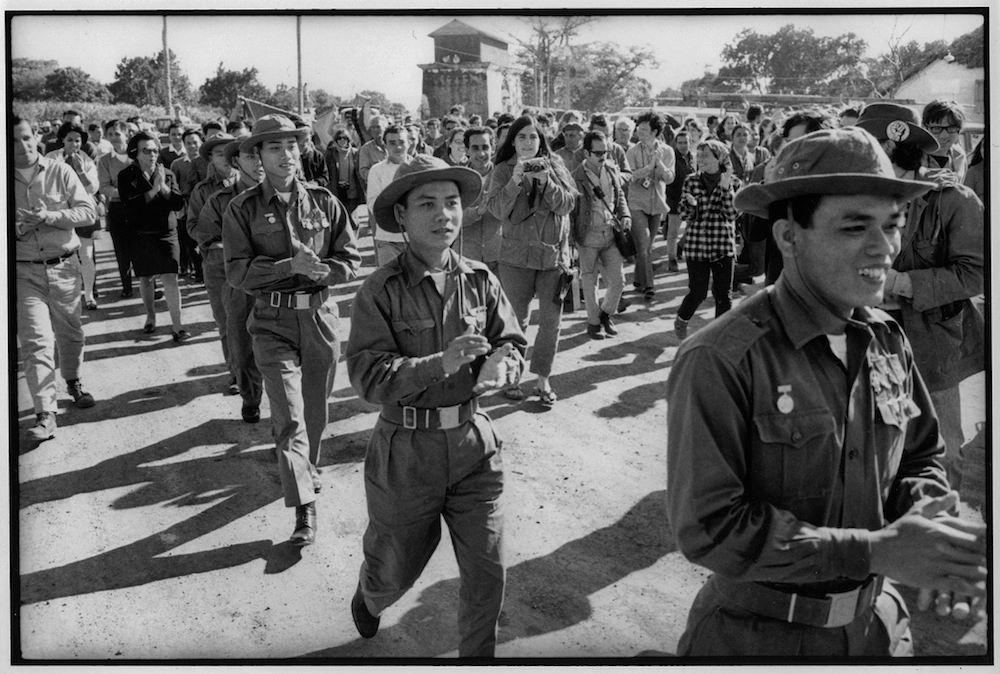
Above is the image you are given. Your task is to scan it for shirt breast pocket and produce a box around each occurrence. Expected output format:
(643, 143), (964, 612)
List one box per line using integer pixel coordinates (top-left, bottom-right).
(753, 409), (838, 503)
(391, 315), (436, 356)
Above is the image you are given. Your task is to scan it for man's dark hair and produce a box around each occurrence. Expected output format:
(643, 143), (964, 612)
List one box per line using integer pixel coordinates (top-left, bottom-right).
(921, 100), (965, 128)
(768, 195), (824, 228)
(887, 142), (925, 172)
(746, 105), (762, 123)
(383, 124), (407, 142)
(11, 113), (27, 129)
(497, 113), (515, 126)
(635, 111), (664, 135)
(182, 128), (205, 143)
(583, 130), (607, 152)
(781, 110), (832, 138)
(203, 120), (224, 133)
(225, 121), (244, 133)
(463, 126), (494, 148)
(168, 122), (184, 134)
(839, 107), (860, 119)
(88, 123), (101, 132)
(56, 122), (87, 142)
(660, 124), (675, 144)
(706, 115), (719, 127)
(589, 114), (609, 130)
(484, 118), (498, 129)
(63, 109), (82, 119)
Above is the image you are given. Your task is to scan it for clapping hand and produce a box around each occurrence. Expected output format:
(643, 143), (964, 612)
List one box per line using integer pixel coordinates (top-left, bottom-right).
(472, 342), (519, 394)
(442, 327), (491, 376)
(719, 165), (732, 190)
(288, 244), (331, 282)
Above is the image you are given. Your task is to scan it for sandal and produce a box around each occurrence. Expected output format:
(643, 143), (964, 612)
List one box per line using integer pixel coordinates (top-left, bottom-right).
(84, 299), (98, 310)
(143, 322), (156, 334)
(534, 387), (558, 407)
(502, 385), (525, 401)
(644, 287), (655, 299)
(172, 329), (191, 343)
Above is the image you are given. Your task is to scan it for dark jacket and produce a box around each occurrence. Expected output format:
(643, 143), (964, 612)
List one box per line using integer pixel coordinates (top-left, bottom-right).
(569, 161), (629, 246)
(118, 163), (185, 235)
(324, 144), (361, 204)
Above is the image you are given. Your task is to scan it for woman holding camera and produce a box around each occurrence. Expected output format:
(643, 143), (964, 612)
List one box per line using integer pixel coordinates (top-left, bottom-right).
(486, 114), (578, 406)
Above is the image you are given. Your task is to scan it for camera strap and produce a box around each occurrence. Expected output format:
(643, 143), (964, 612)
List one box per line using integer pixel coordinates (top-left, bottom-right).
(587, 167), (622, 230)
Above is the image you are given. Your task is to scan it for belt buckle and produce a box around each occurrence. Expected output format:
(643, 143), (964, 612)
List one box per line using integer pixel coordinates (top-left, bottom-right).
(295, 293), (311, 310)
(402, 406), (417, 430)
(269, 291), (280, 308)
(824, 586), (861, 627)
(439, 404), (460, 429)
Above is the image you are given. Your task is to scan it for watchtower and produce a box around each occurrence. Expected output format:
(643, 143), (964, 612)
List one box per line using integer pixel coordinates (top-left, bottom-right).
(419, 19), (524, 119)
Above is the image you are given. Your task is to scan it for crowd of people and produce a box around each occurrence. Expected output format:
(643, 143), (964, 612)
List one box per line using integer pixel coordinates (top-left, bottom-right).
(13, 91), (986, 658)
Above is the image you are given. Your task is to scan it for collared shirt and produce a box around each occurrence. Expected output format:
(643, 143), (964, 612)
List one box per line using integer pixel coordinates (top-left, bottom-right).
(191, 178), (253, 252)
(44, 149), (99, 198)
(188, 172), (235, 224)
(15, 157), (96, 261)
(357, 140), (387, 189)
(458, 162), (502, 265)
(98, 153), (132, 203)
(678, 172), (742, 261)
(625, 139), (674, 216)
(366, 158), (407, 243)
(170, 155), (210, 200)
(223, 178), (361, 295)
(667, 276), (948, 594)
(346, 248), (526, 409)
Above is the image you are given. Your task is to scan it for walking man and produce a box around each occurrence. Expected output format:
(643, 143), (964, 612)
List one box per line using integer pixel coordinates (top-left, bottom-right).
(667, 127), (987, 656)
(14, 114), (97, 446)
(346, 155), (526, 657)
(224, 115), (361, 545)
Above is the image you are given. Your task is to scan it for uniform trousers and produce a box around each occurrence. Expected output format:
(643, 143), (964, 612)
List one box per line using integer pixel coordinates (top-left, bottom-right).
(578, 231), (625, 326)
(497, 264), (563, 378)
(201, 249), (233, 376)
(929, 385), (965, 490)
(224, 283), (263, 409)
(678, 575), (913, 657)
(359, 412), (505, 657)
(16, 260), (85, 413)
(247, 297), (339, 507)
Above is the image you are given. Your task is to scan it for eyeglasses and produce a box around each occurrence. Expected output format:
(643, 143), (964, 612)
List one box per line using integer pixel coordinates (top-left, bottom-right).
(588, 150), (608, 157)
(926, 124), (960, 135)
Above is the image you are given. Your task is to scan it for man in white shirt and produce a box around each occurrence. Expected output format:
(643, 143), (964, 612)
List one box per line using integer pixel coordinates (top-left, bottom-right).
(365, 125), (411, 267)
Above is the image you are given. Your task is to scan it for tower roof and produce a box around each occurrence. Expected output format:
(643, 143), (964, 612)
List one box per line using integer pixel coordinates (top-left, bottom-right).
(428, 19), (507, 46)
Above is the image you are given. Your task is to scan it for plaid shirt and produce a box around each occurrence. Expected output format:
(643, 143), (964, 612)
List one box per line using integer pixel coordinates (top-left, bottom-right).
(678, 172), (742, 262)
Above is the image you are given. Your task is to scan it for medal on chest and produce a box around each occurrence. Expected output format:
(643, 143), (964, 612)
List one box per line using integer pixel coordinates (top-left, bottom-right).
(265, 212), (278, 225)
(776, 385), (794, 414)
(867, 351), (920, 427)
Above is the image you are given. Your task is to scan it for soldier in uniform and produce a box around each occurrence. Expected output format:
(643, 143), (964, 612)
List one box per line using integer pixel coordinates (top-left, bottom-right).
(667, 127), (987, 657)
(194, 140), (264, 422)
(345, 155), (526, 657)
(223, 115), (361, 546)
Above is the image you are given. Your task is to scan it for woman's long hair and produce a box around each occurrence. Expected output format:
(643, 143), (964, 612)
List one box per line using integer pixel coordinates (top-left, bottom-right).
(495, 114), (550, 163)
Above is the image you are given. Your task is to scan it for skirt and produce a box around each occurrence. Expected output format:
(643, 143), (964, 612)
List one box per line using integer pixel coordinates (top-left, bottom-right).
(132, 229), (180, 277)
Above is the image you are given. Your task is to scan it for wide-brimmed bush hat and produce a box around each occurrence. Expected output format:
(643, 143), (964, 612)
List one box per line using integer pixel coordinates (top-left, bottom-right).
(373, 155), (483, 233)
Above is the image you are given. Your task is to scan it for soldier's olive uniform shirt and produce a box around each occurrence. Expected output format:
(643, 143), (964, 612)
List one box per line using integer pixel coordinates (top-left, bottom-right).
(222, 179), (360, 295)
(187, 173), (234, 242)
(346, 248), (526, 409)
(15, 157), (96, 260)
(666, 277), (949, 594)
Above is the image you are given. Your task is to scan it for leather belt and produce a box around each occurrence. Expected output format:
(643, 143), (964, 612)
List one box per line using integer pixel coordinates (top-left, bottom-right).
(381, 399), (478, 430)
(19, 251), (76, 265)
(714, 575), (883, 628)
(260, 287), (330, 310)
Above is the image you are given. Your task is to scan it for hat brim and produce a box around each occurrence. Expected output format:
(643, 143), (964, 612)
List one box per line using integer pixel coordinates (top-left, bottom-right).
(373, 166), (483, 234)
(854, 119), (939, 153)
(199, 136), (235, 161)
(238, 128), (309, 154)
(223, 140), (243, 163)
(734, 173), (936, 219)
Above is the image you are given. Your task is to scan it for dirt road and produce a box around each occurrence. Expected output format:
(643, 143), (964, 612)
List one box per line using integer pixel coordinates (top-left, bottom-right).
(14, 229), (988, 662)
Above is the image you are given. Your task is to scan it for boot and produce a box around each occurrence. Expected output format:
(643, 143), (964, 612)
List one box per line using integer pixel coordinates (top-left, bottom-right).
(26, 412), (57, 444)
(587, 323), (605, 340)
(289, 502), (317, 547)
(600, 310), (618, 336)
(674, 316), (689, 340)
(66, 379), (95, 408)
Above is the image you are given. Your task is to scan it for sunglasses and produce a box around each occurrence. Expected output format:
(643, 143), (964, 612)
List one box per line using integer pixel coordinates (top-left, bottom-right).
(588, 150), (608, 157)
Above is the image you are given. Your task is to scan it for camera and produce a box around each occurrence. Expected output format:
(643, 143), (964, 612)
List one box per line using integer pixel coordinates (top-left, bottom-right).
(523, 158), (547, 173)
(593, 185), (605, 200)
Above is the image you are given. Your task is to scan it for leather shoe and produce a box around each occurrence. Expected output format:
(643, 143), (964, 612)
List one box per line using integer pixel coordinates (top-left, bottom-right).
(289, 502), (316, 547)
(351, 583), (380, 639)
(600, 310), (617, 336)
(586, 323), (605, 340)
(225, 377), (240, 396)
(25, 412), (57, 445)
(242, 405), (260, 423)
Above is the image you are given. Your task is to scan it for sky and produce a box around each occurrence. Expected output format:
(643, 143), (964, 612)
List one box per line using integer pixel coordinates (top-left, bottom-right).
(7, 8), (986, 114)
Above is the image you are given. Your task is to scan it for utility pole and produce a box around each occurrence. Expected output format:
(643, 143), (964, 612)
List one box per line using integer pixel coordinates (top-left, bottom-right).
(297, 16), (304, 114)
(163, 15), (173, 117)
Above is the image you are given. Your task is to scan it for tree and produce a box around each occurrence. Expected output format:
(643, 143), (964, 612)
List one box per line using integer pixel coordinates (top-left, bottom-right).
(266, 83), (300, 112)
(44, 67), (110, 103)
(108, 49), (193, 107)
(720, 25), (868, 95)
(199, 63), (270, 109)
(569, 42), (658, 112)
(308, 88), (341, 113)
(512, 16), (596, 108)
(12, 58), (58, 101)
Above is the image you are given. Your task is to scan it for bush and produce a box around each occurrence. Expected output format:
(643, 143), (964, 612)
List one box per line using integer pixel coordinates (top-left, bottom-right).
(11, 99), (231, 127)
